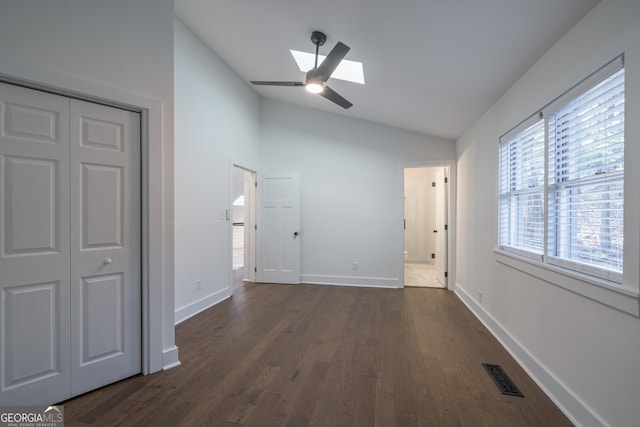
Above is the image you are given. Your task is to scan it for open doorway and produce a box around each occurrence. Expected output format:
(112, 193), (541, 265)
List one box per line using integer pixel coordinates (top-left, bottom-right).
(232, 165), (257, 286)
(404, 166), (448, 288)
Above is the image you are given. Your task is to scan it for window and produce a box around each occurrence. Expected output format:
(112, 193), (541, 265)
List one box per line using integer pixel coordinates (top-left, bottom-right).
(547, 67), (624, 281)
(498, 57), (624, 283)
(498, 119), (545, 259)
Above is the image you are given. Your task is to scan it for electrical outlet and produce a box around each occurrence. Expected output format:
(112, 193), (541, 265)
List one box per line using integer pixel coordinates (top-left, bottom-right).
(196, 279), (202, 291)
(352, 261), (358, 270)
(478, 290), (483, 303)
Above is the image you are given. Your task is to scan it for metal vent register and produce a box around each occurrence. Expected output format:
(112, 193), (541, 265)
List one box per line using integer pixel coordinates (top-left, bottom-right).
(482, 363), (524, 397)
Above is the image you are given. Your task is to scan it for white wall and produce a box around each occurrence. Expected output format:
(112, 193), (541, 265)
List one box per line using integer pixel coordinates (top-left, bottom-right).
(174, 19), (261, 323)
(455, 1), (640, 426)
(261, 100), (455, 288)
(0, 0), (175, 372)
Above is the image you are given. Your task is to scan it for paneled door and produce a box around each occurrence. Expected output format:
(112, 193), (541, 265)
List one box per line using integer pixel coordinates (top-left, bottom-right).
(257, 172), (300, 284)
(69, 99), (140, 396)
(0, 82), (141, 405)
(0, 82), (72, 405)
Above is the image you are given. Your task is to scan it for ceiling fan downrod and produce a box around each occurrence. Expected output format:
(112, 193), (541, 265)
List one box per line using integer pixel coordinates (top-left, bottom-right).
(310, 31), (327, 69)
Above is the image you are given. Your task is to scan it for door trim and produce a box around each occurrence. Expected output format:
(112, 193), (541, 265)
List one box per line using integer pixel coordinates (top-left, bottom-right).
(401, 160), (457, 291)
(0, 64), (174, 374)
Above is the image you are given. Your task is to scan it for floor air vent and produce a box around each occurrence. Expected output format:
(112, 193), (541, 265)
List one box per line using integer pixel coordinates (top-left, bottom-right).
(482, 363), (524, 397)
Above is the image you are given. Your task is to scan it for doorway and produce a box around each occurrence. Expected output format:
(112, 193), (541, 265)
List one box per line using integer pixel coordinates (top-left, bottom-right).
(231, 165), (257, 286)
(404, 166), (448, 288)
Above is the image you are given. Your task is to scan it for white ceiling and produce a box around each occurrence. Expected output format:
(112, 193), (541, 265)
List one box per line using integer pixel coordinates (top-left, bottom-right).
(175, 0), (599, 140)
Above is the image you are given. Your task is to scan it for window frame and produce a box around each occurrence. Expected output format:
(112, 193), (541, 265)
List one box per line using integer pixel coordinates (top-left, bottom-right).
(496, 56), (636, 314)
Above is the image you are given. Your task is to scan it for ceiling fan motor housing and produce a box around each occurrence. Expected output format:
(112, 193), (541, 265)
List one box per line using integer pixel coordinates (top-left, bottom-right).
(306, 68), (323, 82)
(305, 69), (324, 93)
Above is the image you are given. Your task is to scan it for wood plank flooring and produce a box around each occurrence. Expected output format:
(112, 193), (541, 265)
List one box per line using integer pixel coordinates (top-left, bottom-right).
(62, 283), (572, 426)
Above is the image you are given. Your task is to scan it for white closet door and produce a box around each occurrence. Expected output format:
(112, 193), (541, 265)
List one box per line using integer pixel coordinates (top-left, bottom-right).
(0, 82), (141, 405)
(0, 82), (72, 404)
(69, 99), (141, 396)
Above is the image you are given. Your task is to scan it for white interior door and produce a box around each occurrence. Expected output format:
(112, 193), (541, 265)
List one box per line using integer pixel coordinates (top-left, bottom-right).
(404, 168), (431, 263)
(435, 168), (448, 286)
(257, 172), (300, 284)
(0, 82), (140, 404)
(69, 99), (141, 396)
(0, 83), (72, 405)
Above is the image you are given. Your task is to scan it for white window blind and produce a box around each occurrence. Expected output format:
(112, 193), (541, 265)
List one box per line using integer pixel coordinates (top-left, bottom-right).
(498, 119), (545, 258)
(497, 56), (624, 283)
(547, 68), (624, 281)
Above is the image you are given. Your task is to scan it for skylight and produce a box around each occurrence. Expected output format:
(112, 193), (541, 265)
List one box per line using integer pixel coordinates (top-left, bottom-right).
(290, 50), (365, 84)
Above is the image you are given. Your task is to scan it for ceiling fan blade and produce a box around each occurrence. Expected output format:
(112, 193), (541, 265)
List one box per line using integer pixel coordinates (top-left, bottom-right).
(320, 86), (353, 109)
(251, 81), (304, 86)
(316, 42), (350, 82)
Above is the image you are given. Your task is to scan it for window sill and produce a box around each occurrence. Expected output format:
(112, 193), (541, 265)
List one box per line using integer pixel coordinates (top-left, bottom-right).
(494, 248), (639, 317)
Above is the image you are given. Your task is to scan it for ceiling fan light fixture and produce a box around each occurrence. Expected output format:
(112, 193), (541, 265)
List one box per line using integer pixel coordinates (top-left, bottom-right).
(305, 82), (324, 94)
(305, 72), (324, 93)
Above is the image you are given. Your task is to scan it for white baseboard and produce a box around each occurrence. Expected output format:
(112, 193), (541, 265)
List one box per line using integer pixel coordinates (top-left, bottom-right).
(454, 284), (605, 427)
(174, 287), (232, 325)
(162, 345), (181, 370)
(301, 274), (401, 289)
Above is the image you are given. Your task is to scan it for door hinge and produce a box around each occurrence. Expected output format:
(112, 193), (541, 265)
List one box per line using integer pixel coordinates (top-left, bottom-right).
(444, 272), (448, 278)
(255, 267), (257, 272)
(444, 177), (448, 183)
(255, 224), (257, 230)
(444, 224), (448, 230)
(255, 181), (258, 187)
(432, 181), (436, 187)
(431, 253), (435, 259)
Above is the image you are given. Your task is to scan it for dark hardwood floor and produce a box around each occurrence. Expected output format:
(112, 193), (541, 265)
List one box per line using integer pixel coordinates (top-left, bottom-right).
(63, 282), (572, 426)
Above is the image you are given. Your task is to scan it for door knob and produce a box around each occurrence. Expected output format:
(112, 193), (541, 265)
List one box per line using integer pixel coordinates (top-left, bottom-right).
(103, 258), (113, 265)
(433, 230), (438, 233)
(293, 231), (299, 238)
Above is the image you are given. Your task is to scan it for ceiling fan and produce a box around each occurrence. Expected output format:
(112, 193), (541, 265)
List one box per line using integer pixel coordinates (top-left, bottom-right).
(251, 31), (353, 109)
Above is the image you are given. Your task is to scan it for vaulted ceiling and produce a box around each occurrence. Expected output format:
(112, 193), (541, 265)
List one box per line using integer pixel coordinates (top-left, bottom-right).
(175, 0), (599, 140)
